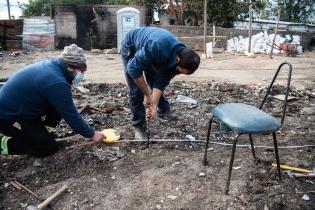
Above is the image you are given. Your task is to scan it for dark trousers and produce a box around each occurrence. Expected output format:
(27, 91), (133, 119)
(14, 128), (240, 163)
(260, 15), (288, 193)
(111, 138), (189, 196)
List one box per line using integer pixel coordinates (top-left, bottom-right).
(0, 108), (61, 157)
(121, 42), (170, 127)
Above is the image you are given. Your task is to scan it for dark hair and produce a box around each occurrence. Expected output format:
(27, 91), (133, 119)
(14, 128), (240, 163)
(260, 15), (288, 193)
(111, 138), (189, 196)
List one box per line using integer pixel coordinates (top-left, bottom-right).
(177, 48), (200, 74)
(64, 61), (87, 72)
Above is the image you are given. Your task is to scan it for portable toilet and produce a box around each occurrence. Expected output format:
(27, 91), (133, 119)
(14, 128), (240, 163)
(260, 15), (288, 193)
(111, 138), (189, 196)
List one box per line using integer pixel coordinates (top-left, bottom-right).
(116, 7), (140, 53)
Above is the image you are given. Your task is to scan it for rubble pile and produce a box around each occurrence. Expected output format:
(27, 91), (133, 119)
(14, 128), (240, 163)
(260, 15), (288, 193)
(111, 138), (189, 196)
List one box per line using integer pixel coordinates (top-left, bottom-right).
(1, 81), (314, 210)
(55, 81), (315, 142)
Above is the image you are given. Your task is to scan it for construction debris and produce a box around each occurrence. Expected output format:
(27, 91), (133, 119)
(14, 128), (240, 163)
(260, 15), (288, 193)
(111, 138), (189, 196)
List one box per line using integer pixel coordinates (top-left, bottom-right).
(1, 81), (314, 209)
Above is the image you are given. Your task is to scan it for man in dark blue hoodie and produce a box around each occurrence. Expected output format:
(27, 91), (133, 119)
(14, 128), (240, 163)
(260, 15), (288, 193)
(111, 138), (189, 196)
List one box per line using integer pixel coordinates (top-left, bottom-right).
(0, 44), (105, 157)
(121, 27), (200, 139)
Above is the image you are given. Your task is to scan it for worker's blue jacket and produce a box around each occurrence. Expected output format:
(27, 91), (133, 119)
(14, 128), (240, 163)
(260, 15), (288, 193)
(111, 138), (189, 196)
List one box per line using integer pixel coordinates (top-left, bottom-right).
(0, 58), (94, 138)
(122, 27), (186, 91)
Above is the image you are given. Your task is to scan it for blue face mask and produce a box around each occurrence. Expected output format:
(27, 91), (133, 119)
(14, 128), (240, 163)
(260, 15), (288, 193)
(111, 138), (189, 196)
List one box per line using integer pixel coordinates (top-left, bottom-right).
(73, 71), (84, 85)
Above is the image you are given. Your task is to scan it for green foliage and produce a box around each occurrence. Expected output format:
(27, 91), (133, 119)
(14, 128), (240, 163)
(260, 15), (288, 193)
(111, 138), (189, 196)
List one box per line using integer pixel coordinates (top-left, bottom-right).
(207, 0), (247, 27)
(276, 0), (314, 23)
(22, 0), (161, 16)
(261, 0), (314, 23)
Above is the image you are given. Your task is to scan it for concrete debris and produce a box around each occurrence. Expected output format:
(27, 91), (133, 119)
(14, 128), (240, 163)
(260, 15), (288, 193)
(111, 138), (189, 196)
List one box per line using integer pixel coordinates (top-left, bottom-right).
(198, 172), (205, 177)
(93, 147), (125, 161)
(91, 49), (103, 54)
(33, 159), (41, 167)
(20, 203), (28, 208)
(300, 106), (315, 115)
(103, 48), (118, 54)
(185, 135), (196, 141)
(10, 51), (21, 57)
(76, 86), (90, 94)
(175, 95), (198, 105)
(4, 183), (9, 188)
(238, 194), (249, 206)
(156, 204), (162, 209)
(301, 194), (310, 201)
(167, 195), (178, 200)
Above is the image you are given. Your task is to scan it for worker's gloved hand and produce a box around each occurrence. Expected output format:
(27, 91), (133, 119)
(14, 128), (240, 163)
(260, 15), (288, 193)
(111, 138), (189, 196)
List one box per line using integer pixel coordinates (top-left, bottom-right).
(91, 132), (106, 142)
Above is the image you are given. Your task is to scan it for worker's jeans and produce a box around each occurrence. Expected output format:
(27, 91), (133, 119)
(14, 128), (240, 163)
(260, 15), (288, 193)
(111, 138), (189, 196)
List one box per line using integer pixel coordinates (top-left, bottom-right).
(121, 42), (170, 127)
(0, 107), (61, 157)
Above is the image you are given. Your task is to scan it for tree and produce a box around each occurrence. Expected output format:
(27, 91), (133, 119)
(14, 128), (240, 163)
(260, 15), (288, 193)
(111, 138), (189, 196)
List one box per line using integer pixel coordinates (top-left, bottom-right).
(23, 0), (90, 16)
(22, 0), (161, 16)
(278, 0), (314, 23)
(262, 0), (314, 23)
(207, 0), (236, 27)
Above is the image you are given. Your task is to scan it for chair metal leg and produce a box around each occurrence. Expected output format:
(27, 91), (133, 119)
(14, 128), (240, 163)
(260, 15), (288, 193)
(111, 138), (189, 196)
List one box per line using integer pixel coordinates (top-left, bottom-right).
(249, 134), (256, 160)
(272, 132), (282, 181)
(225, 134), (240, 195)
(203, 117), (213, 166)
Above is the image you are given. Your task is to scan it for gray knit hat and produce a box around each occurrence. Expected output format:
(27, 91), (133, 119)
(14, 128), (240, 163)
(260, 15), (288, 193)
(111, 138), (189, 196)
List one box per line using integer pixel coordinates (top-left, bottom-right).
(61, 44), (87, 69)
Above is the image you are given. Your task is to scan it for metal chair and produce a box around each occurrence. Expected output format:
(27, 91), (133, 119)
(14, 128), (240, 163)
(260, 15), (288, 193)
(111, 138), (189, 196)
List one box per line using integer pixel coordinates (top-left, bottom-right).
(203, 62), (293, 194)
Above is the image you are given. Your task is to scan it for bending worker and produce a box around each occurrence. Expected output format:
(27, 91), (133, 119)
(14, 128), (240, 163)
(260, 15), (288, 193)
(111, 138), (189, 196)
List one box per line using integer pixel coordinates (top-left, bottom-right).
(0, 44), (105, 157)
(121, 27), (200, 139)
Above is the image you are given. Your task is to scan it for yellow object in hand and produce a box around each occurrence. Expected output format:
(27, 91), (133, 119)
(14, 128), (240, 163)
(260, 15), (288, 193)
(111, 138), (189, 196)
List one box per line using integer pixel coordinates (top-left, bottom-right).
(101, 129), (120, 143)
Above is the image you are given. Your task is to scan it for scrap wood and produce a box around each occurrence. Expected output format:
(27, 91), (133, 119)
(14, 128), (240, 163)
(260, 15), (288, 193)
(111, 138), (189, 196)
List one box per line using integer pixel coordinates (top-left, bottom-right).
(292, 172), (315, 178)
(11, 181), (41, 200)
(272, 163), (312, 173)
(9, 181), (21, 190)
(78, 105), (113, 114)
(10, 181), (57, 210)
(273, 94), (297, 101)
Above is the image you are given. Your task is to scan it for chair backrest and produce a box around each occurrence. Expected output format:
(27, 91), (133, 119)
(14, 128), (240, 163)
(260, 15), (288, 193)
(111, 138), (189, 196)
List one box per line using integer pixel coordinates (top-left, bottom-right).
(259, 62), (293, 127)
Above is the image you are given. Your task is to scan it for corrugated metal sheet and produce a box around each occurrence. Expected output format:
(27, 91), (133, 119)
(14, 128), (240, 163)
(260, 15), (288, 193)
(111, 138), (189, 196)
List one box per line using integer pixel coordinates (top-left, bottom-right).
(23, 18), (55, 50)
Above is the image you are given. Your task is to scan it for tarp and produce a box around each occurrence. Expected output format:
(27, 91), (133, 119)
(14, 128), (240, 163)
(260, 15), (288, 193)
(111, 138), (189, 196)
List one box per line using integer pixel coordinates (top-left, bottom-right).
(23, 19), (55, 51)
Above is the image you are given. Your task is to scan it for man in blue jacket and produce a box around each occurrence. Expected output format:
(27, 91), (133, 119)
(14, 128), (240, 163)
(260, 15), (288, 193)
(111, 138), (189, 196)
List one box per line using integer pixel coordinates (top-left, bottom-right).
(121, 27), (200, 139)
(0, 44), (105, 157)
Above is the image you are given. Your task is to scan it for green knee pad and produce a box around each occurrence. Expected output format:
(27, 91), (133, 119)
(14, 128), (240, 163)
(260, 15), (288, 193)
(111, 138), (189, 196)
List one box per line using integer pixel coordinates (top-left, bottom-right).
(1, 136), (12, 155)
(45, 125), (55, 133)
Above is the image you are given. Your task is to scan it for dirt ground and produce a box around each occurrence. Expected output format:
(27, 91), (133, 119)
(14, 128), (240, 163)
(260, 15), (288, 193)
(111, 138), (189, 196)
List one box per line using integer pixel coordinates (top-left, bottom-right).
(0, 50), (315, 210)
(0, 50), (315, 88)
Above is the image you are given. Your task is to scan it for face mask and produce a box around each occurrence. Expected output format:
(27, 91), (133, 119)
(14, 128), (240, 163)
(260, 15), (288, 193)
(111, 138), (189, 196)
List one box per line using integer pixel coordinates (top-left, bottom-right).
(73, 71), (84, 85)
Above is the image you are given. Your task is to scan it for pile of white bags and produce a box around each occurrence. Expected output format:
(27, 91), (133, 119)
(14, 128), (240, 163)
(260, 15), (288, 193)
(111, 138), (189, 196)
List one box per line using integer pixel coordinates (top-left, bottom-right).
(226, 31), (303, 54)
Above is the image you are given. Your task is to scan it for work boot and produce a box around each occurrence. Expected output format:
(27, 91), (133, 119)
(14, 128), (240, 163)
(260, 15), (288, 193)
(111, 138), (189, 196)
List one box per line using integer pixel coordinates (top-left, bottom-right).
(158, 110), (178, 121)
(133, 124), (148, 140)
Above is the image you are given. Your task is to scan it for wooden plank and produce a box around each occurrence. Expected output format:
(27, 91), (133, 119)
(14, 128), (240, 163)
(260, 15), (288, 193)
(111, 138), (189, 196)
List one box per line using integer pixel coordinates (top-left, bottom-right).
(5, 40), (22, 50)
(0, 34), (23, 40)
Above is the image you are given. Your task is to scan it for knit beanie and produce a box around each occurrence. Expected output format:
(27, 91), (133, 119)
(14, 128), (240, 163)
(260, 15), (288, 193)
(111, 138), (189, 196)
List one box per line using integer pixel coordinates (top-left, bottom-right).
(60, 44), (87, 69)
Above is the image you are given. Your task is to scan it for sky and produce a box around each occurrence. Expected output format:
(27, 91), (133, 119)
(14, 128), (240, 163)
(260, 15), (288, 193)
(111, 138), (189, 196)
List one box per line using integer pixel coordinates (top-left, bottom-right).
(0, 0), (28, 19)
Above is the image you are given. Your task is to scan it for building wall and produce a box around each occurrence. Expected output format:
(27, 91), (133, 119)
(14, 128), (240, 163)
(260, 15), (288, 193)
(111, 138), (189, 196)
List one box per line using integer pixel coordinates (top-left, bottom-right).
(53, 5), (151, 50)
(156, 25), (315, 51)
(0, 19), (23, 50)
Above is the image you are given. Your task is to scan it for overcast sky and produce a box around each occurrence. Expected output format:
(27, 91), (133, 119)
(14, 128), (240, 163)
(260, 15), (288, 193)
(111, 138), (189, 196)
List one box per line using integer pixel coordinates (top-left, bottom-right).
(0, 0), (28, 19)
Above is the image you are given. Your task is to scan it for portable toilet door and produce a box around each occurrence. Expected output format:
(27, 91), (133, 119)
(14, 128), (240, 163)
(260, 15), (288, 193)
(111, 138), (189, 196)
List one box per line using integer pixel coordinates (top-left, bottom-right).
(116, 7), (140, 53)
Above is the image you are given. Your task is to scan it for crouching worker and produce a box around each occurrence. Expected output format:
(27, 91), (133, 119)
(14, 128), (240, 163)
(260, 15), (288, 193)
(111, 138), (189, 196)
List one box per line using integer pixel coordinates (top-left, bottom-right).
(0, 44), (105, 157)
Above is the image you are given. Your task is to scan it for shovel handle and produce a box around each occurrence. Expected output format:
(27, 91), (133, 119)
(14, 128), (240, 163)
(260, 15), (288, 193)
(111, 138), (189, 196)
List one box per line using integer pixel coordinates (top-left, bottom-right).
(37, 185), (68, 209)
